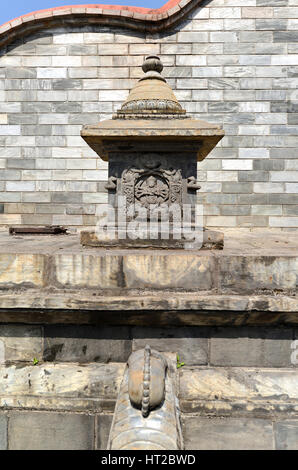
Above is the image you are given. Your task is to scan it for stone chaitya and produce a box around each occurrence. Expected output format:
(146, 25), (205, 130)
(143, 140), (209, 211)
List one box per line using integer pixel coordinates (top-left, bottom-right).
(81, 55), (225, 249)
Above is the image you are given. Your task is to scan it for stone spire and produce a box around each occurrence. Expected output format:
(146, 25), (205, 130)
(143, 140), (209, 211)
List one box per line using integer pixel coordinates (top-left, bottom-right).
(116, 55), (186, 118)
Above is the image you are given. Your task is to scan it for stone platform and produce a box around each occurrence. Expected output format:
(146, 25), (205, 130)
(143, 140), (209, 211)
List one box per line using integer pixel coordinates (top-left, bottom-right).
(0, 229), (297, 325)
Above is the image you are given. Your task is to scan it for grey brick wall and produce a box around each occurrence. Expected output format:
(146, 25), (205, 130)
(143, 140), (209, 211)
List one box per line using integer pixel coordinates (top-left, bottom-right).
(0, 0), (298, 229)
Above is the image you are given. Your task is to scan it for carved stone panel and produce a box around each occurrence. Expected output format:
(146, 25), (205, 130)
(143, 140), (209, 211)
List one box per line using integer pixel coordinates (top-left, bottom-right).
(121, 164), (182, 210)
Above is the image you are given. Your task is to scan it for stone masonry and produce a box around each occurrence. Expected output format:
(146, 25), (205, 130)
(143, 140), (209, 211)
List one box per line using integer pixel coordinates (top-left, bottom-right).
(0, 323), (297, 449)
(0, 0), (297, 230)
(0, 0), (298, 451)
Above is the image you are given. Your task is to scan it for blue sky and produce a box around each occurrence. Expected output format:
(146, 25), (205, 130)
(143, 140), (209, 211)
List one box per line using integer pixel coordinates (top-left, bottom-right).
(1, 0), (164, 25)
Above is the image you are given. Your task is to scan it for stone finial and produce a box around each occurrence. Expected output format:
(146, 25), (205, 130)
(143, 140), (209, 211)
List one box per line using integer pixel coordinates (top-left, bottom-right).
(142, 55), (163, 73)
(116, 55), (185, 116)
(140, 55), (165, 82)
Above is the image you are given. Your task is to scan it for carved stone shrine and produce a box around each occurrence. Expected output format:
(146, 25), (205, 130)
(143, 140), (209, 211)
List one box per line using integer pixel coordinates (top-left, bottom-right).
(81, 55), (225, 249)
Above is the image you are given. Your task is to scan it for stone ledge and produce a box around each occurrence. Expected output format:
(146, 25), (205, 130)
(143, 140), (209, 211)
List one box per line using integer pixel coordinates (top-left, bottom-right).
(0, 362), (125, 412)
(0, 230), (296, 324)
(0, 363), (297, 417)
(0, 242), (298, 296)
(0, 291), (298, 325)
(179, 366), (298, 417)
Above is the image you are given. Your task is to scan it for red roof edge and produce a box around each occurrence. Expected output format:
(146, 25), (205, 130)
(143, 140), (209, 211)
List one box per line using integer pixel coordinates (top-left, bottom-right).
(0, 0), (201, 47)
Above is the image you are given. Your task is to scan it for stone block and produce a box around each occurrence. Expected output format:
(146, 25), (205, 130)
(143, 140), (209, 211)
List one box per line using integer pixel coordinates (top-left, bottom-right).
(224, 43), (255, 54)
(0, 325), (42, 363)
(207, 171), (238, 181)
(271, 171), (298, 182)
(288, 114), (298, 125)
(239, 102), (270, 112)
(8, 412), (94, 450)
(21, 214), (52, 225)
(36, 91), (67, 101)
(6, 181), (35, 192)
(269, 217), (298, 227)
(97, 415), (113, 450)
(275, 421), (298, 450)
(218, 256), (298, 292)
(0, 415), (7, 450)
(0, 363), (124, 408)
(220, 205), (250, 216)
(210, 327), (294, 367)
(0, 254), (45, 288)
(208, 102), (238, 113)
(284, 206), (298, 215)
(54, 254), (122, 289)
(269, 193), (298, 204)
(274, 31), (298, 42)
(180, 367), (298, 406)
(129, 44), (160, 55)
(132, 327), (209, 366)
(207, 55), (239, 65)
(182, 417), (274, 450)
(43, 326), (132, 363)
(253, 160), (284, 171)
(255, 43), (287, 54)
(238, 171), (269, 182)
(123, 254), (215, 290)
(52, 56), (81, 67)
(256, 19), (288, 30)
(205, 193), (238, 204)
(222, 160), (252, 171)
(210, 32), (238, 42)
(209, 78), (239, 89)
(177, 32), (209, 43)
(240, 31), (273, 42)
(224, 19), (255, 30)
(52, 79), (82, 90)
(257, 0), (288, 5)
(242, 7), (273, 18)
(210, 7), (241, 18)
(51, 192), (82, 204)
(22, 192), (51, 203)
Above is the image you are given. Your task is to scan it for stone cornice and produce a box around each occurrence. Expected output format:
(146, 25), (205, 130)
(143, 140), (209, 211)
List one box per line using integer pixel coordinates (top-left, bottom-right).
(0, 0), (203, 49)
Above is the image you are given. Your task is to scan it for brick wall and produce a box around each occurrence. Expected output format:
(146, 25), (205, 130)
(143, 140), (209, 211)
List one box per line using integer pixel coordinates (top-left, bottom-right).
(0, 0), (297, 229)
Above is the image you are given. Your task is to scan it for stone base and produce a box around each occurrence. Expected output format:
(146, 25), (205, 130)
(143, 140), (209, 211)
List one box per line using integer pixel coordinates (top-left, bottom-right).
(80, 228), (224, 250)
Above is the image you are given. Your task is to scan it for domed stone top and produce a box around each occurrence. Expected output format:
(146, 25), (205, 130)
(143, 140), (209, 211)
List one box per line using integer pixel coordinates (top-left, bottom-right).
(116, 56), (186, 119)
(142, 55), (164, 76)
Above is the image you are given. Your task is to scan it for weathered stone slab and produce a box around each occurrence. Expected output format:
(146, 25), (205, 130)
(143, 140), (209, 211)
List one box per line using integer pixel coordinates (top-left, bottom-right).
(8, 412), (94, 450)
(218, 256), (298, 293)
(0, 292), (298, 326)
(0, 254), (46, 288)
(132, 327), (209, 365)
(0, 363), (124, 405)
(43, 325), (132, 363)
(0, 325), (42, 363)
(179, 367), (298, 415)
(54, 254), (122, 289)
(210, 327), (295, 367)
(80, 229), (224, 250)
(97, 414), (113, 450)
(123, 254), (215, 290)
(182, 417), (274, 450)
(275, 420), (298, 450)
